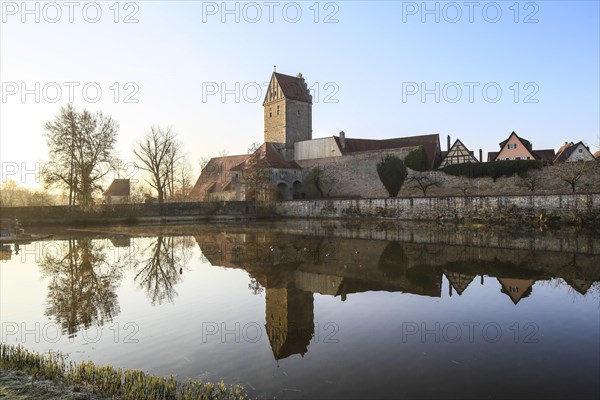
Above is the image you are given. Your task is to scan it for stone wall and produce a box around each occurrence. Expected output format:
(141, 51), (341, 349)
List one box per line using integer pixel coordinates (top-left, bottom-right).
(398, 162), (600, 197)
(271, 193), (600, 225)
(2, 193), (598, 226)
(296, 159), (600, 198)
(1, 201), (256, 226)
(297, 147), (417, 198)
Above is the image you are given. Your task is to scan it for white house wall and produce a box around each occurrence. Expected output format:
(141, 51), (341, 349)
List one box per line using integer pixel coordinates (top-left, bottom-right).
(294, 137), (342, 160)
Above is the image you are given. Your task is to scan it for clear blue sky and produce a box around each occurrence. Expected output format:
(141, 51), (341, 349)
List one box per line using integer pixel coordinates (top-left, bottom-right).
(1, 0), (599, 187)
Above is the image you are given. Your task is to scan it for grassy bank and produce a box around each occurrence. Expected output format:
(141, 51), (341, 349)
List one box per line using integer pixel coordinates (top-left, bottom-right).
(0, 344), (248, 400)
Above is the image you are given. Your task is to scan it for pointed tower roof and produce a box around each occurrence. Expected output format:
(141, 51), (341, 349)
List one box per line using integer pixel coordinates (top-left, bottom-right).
(263, 72), (312, 105)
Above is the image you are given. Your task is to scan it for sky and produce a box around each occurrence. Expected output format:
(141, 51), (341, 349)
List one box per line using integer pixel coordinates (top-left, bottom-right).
(1, 0), (599, 188)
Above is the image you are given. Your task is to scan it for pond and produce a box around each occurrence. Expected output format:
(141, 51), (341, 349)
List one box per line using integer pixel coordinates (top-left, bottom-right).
(1, 221), (599, 399)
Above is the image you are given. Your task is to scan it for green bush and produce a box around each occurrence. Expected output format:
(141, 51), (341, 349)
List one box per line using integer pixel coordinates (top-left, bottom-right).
(404, 146), (428, 171)
(377, 155), (408, 197)
(441, 160), (544, 181)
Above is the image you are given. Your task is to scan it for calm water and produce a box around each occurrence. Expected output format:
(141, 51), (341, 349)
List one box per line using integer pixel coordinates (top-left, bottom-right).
(1, 221), (599, 399)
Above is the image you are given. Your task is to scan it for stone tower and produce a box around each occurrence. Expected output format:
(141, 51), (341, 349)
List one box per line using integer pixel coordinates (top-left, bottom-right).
(263, 72), (312, 159)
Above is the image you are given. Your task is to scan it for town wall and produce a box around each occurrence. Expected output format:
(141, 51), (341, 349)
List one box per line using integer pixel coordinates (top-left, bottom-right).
(2, 193), (598, 226)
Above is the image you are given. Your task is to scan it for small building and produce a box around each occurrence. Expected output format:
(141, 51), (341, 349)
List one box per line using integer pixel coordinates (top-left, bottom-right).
(295, 131), (443, 170)
(103, 179), (130, 204)
(190, 154), (251, 201)
(487, 131), (555, 162)
(190, 143), (303, 202)
(553, 141), (596, 163)
(231, 143), (303, 201)
(439, 138), (479, 168)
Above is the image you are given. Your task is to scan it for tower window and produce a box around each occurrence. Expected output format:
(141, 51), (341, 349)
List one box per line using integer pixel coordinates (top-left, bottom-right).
(297, 110), (300, 116)
(277, 105), (280, 115)
(269, 108), (272, 118)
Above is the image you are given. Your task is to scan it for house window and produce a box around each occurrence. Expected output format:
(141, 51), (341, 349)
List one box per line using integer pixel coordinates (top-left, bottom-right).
(579, 149), (583, 153)
(521, 156), (528, 160)
(508, 143), (517, 149)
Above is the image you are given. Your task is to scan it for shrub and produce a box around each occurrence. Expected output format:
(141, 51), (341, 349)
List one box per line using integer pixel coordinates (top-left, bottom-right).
(377, 155), (408, 197)
(404, 146), (428, 171)
(441, 160), (544, 181)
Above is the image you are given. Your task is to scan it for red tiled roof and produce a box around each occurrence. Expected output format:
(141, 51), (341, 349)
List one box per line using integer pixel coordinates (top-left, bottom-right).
(231, 143), (302, 171)
(272, 72), (312, 103)
(190, 154), (250, 199)
(104, 179), (130, 196)
(487, 152), (499, 162)
(333, 134), (442, 169)
(594, 150), (600, 159)
(533, 149), (556, 162)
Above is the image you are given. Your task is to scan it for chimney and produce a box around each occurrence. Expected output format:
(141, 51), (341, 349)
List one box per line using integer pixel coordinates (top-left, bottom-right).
(447, 135), (451, 152)
(479, 149), (483, 163)
(339, 131), (345, 150)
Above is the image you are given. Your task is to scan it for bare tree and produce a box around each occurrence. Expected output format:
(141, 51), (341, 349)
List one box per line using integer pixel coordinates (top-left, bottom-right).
(407, 172), (443, 196)
(247, 142), (261, 154)
(519, 170), (544, 195)
(173, 157), (194, 201)
(307, 165), (338, 198)
(0, 180), (55, 207)
(240, 151), (273, 201)
(553, 161), (597, 193)
(133, 126), (180, 203)
(42, 104), (119, 207)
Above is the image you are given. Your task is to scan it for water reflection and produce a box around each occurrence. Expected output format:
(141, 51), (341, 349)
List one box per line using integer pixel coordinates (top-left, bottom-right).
(193, 227), (599, 361)
(27, 223), (600, 356)
(133, 236), (194, 305)
(39, 239), (122, 337)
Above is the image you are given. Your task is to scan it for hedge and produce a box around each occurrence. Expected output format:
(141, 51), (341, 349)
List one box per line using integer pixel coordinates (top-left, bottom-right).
(440, 160), (545, 181)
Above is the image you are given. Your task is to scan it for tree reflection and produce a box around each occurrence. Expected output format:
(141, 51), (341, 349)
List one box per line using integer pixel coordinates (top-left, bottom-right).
(39, 239), (122, 337)
(134, 236), (193, 305)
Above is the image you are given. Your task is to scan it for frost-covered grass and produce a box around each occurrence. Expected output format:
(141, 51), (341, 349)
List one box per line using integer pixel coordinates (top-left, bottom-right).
(0, 344), (248, 400)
